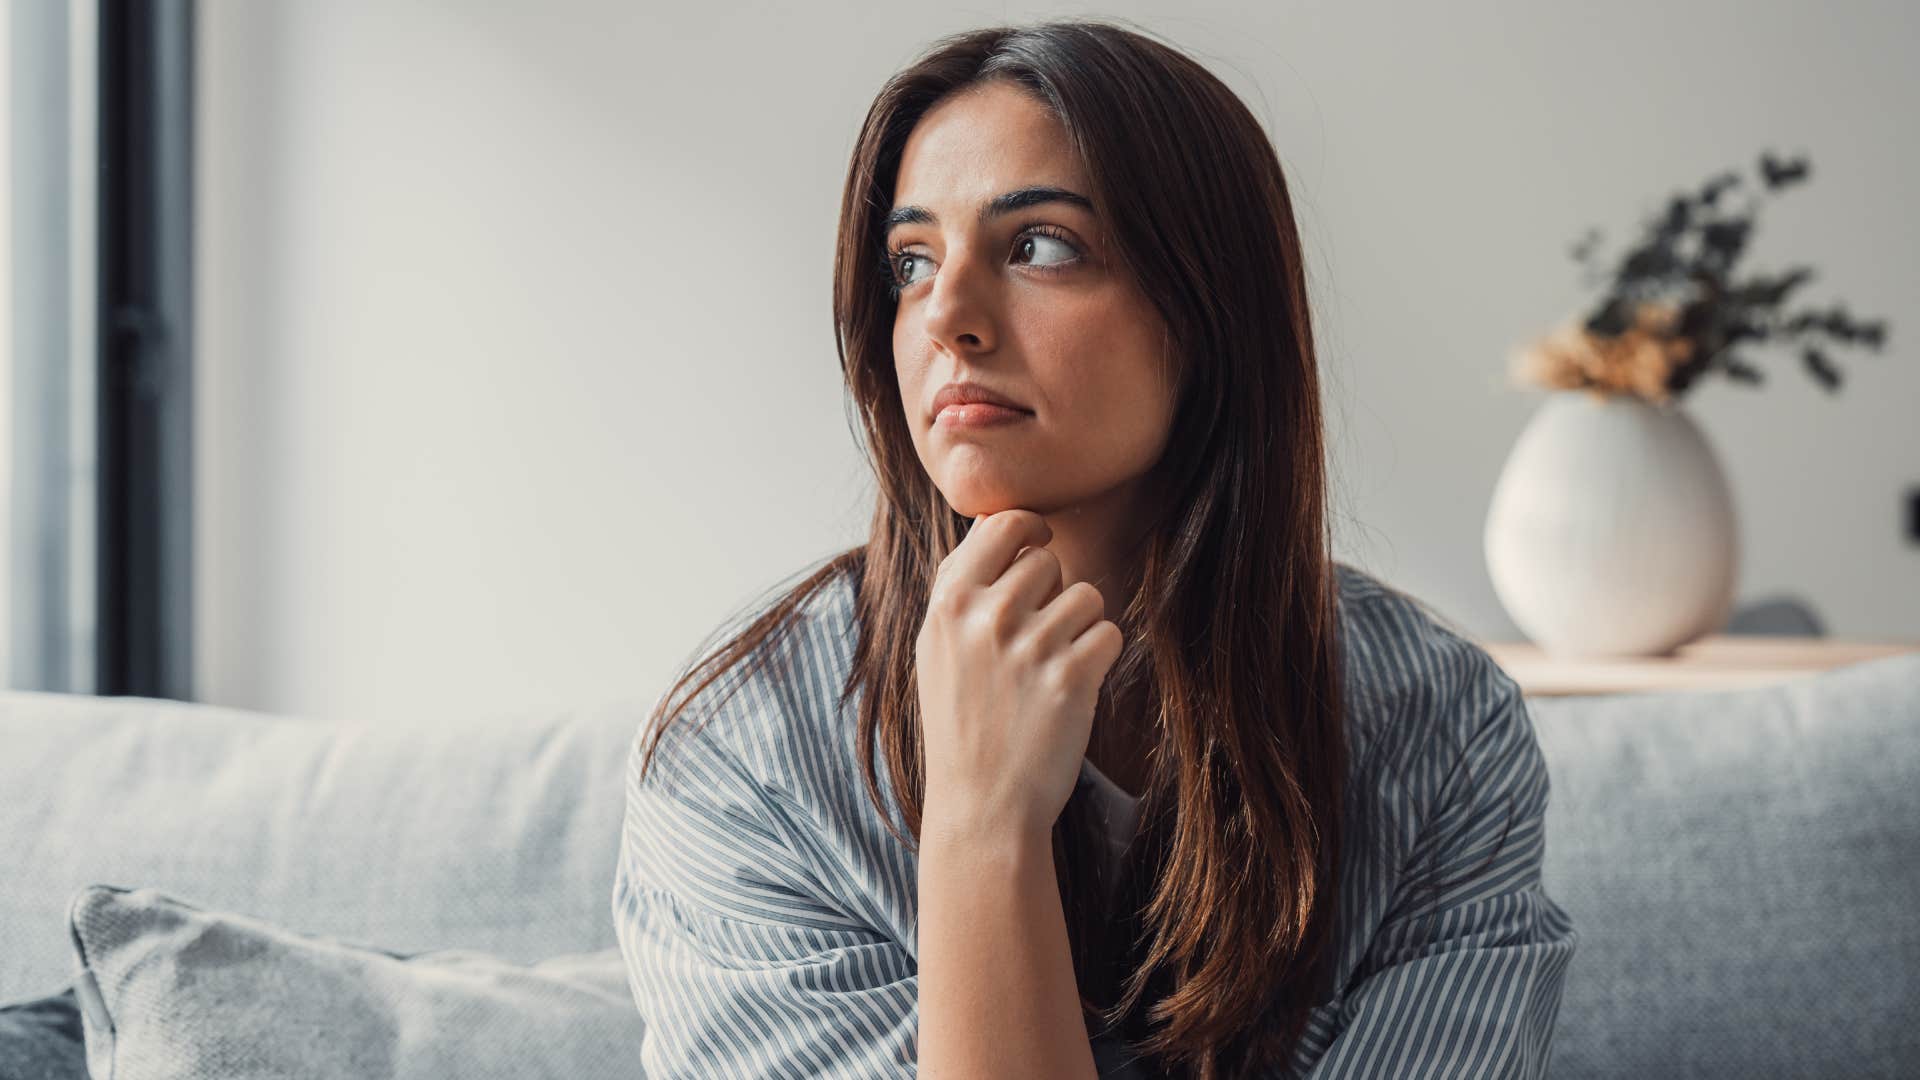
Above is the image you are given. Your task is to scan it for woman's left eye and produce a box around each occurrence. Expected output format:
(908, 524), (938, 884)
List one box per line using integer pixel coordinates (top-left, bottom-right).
(1014, 231), (1080, 269)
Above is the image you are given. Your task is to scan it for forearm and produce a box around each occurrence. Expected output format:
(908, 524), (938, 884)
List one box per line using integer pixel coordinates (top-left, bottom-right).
(916, 814), (1098, 1080)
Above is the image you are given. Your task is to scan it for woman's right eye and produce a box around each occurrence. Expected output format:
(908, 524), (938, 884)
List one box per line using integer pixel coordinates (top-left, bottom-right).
(892, 251), (932, 287)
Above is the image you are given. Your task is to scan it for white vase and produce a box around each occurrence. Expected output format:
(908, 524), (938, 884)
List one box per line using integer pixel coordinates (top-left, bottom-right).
(1484, 390), (1739, 657)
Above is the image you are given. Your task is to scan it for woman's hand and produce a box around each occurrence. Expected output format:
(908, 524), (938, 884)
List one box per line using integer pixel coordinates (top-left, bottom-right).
(915, 509), (1125, 841)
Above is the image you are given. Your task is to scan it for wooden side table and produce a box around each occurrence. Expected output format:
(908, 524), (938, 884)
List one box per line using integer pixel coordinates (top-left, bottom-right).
(1476, 636), (1920, 697)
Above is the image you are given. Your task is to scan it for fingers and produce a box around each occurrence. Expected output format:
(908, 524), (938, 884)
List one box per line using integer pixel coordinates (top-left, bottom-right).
(998, 545), (1065, 613)
(936, 510), (1053, 593)
(1030, 580), (1109, 655)
(1064, 615), (1125, 675)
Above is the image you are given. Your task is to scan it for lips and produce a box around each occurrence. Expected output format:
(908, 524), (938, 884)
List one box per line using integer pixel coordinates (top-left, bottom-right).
(931, 382), (1031, 421)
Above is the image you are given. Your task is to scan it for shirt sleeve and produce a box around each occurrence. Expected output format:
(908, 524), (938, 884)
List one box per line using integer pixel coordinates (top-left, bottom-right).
(610, 702), (921, 1078)
(1294, 664), (1579, 1079)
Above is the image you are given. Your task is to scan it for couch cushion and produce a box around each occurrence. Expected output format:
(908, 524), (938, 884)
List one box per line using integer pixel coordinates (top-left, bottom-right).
(1530, 652), (1920, 1078)
(67, 884), (644, 1080)
(0, 690), (646, 1001)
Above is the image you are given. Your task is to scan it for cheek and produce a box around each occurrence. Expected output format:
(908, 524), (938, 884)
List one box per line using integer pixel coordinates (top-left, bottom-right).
(1026, 294), (1168, 438)
(892, 327), (920, 413)
(892, 344), (937, 461)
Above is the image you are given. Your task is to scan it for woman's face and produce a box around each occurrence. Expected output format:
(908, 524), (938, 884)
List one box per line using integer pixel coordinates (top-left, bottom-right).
(888, 79), (1176, 520)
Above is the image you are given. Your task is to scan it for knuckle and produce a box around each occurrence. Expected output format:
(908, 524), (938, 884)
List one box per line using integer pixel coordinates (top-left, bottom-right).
(1007, 632), (1044, 667)
(928, 582), (968, 619)
(954, 600), (986, 637)
(925, 583), (951, 615)
(985, 595), (1023, 638)
(1040, 661), (1077, 700)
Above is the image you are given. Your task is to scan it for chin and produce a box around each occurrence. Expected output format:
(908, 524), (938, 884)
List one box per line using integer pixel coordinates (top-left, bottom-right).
(939, 486), (1024, 519)
(932, 460), (1073, 519)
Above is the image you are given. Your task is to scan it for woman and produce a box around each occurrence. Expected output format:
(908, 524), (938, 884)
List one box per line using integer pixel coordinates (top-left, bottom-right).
(612, 18), (1576, 1080)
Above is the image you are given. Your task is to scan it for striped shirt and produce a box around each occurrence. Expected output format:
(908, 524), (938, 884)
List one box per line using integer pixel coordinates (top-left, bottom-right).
(612, 560), (1578, 1077)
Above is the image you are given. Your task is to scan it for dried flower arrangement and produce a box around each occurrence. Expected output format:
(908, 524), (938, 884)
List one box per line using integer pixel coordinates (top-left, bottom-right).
(1510, 151), (1891, 406)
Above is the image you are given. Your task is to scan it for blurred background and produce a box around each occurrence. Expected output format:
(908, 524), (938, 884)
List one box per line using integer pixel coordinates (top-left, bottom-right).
(4, 0), (1915, 725)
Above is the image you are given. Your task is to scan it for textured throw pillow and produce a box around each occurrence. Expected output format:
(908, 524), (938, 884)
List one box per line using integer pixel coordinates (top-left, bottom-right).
(0, 986), (87, 1080)
(67, 885), (647, 1080)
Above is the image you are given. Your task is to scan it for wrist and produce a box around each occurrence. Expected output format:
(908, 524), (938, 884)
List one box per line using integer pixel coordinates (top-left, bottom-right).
(919, 803), (1054, 863)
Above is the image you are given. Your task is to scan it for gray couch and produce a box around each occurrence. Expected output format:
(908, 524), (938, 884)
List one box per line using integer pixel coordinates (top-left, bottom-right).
(3, 651), (1916, 1077)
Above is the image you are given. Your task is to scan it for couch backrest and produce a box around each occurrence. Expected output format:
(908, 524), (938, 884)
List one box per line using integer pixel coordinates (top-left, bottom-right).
(8, 652), (1918, 1075)
(1530, 652), (1920, 1078)
(0, 690), (646, 1001)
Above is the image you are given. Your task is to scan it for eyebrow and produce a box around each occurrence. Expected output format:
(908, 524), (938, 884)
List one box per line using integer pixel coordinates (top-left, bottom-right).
(882, 185), (1095, 237)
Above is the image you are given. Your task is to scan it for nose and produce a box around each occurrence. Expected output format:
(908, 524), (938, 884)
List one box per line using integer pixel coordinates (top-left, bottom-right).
(919, 244), (998, 355)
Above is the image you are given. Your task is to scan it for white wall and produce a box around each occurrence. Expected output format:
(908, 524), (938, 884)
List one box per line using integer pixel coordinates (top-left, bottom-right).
(196, 0), (1920, 724)
(1, 6), (12, 690)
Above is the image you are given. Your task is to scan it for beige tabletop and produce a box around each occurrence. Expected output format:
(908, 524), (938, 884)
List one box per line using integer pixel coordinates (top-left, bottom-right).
(1475, 636), (1920, 697)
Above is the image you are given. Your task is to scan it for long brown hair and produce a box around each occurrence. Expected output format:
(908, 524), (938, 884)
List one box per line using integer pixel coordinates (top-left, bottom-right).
(640, 18), (1349, 1078)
